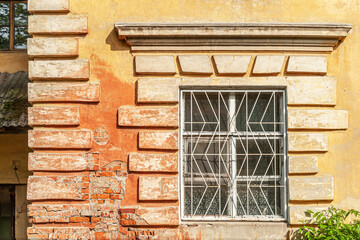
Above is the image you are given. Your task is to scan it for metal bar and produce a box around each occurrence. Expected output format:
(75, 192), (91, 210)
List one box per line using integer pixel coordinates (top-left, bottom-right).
(9, 1), (14, 50)
(246, 92), (249, 215)
(180, 90), (185, 219)
(190, 91), (193, 216)
(183, 131), (284, 136)
(229, 93), (237, 217)
(274, 91), (277, 215)
(181, 90), (285, 93)
(218, 92), (221, 216)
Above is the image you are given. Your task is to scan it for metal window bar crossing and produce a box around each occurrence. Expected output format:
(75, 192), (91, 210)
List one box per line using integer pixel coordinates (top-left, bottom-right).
(180, 89), (287, 221)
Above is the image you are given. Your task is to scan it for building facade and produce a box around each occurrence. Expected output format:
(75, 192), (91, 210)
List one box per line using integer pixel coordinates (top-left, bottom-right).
(1, 0), (360, 239)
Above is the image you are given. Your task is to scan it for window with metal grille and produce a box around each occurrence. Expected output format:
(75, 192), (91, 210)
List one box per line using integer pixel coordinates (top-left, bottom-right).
(180, 89), (287, 220)
(0, 0), (29, 50)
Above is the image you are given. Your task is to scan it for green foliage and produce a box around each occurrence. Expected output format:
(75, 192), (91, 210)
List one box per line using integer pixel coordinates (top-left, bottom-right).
(298, 206), (360, 240)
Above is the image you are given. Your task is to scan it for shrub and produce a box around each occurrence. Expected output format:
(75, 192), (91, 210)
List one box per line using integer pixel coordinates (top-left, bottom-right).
(298, 206), (360, 239)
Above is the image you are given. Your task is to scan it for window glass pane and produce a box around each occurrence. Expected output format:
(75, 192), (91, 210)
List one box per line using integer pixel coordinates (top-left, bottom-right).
(0, 3), (10, 26)
(14, 3), (28, 26)
(185, 184), (229, 217)
(184, 139), (229, 175)
(14, 26), (29, 49)
(237, 181), (282, 216)
(0, 26), (9, 49)
(248, 92), (274, 132)
(184, 92), (229, 132)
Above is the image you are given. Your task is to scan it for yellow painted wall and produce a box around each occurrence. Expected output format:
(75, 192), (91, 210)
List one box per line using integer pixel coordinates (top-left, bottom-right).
(0, 50), (29, 185)
(68, 0), (360, 210)
(0, 51), (28, 73)
(0, 133), (30, 184)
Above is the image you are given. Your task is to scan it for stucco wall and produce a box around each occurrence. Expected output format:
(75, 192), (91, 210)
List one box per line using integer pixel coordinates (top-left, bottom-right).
(72, 0), (360, 211)
(26, 0), (360, 239)
(0, 47), (29, 186)
(0, 133), (30, 184)
(0, 52), (28, 73)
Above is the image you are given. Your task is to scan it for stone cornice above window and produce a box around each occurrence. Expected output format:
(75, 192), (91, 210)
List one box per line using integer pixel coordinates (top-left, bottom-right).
(114, 22), (352, 52)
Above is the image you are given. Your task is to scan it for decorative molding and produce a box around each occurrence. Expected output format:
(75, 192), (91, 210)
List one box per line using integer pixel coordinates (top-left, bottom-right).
(115, 23), (352, 52)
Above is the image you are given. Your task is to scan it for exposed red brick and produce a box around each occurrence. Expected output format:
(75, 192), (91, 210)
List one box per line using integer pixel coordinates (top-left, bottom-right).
(91, 194), (110, 199)
(120, 219), (137, 226)
(91, 217), (101, 222)
(69, 217), (90, 222)
(82, 176), (90, 181)
(97, 171), (115, 177)
(119, 226), (128, 235)
(119, 209), (136, 214)
(28, 106), (80, 126)
(138, 131), (178, 150)
(118, 106), (178, 127)
(28, 130), (92, 149)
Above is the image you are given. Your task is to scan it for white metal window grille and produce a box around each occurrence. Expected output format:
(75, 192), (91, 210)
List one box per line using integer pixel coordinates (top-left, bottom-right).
(180, 89), (287, 221)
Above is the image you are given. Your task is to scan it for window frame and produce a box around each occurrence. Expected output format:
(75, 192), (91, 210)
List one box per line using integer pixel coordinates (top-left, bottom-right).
(179, 88), (288, 222)
(0, 0), (28, 51)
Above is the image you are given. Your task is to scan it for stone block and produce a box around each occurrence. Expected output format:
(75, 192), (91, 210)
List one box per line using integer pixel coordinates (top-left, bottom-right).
(288, 132), (328, 152)
(128, 229), (179, 240)
(27, 176), (83, 200)
(253, 55), (285, 74)
(136, 206), (179, 226)
(287, 77), (336, 106)
(120, 207), (179, 226)
(288, 109), (348, 129)
(136, 76), (336, 106)
(135, 55), (176, 75)
(27, 38), (79, 57)
(288, 155), (318, 174)
(289, 176), (334, 201)
(289, 206), (329, 225)
(178, 55), (213, 75)
(27, 227), (90, 240)
(28, 130), (92, 149)
(28, 83), (100, 103)
(28, 107), (80, 126)
(28, 15), (88, 34)
(137, 78), (180, 103)
(29, 60), (90, 80)
(118, 106), (178, 127)
(28, 152), (99, 171)
(181, 77), (229, 86)
(28, 0), (69, 12)
(129, 153), (178, 172)
(138, 131), (178, 150)
(139, 176), (178, 200)
(287, 56), (327, 74)
(213, 55), (251, 75)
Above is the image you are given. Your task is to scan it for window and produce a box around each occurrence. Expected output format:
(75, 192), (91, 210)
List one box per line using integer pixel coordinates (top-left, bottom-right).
(180, 89), (287, 220)
(0, 0), (29, 50)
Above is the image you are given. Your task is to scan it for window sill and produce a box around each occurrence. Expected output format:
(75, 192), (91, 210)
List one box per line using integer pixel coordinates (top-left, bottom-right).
(181, 218), (287, 223)
(180, 221), (288, 239)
